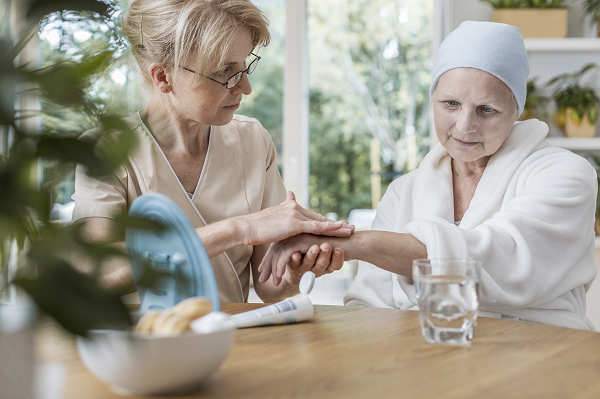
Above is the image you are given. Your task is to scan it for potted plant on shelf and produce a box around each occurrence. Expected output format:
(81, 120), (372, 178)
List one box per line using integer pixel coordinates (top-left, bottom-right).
(519, 77), (550, 121)
(548, 63), (599, 138)
(583, 0), (600, 37)
(480, 0), (569, 38)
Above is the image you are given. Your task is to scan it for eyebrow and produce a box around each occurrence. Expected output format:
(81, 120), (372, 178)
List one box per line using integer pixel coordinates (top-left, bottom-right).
(227, 52), (255, 64)
(437, 93), (506, 106)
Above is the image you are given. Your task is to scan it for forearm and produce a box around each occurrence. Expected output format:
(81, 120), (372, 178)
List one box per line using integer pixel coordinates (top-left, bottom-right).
(322, 231), (427, 278)
(195, 218), (245, 259)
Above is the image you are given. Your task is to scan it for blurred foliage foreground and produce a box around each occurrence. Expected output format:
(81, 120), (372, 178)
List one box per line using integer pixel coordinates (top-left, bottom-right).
(0, 0), (159, 336)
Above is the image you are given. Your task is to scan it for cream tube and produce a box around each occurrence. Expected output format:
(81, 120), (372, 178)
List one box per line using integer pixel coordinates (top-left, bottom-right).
(229, 271), (316, 328)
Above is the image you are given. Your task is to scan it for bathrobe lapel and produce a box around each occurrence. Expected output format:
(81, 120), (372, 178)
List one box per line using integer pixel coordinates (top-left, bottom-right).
(411, 120), (549, 229)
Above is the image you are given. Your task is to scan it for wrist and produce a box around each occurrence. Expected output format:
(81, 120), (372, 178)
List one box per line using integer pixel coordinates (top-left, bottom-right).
(228, 216), (248, 246)
(342, 231), (366, 261)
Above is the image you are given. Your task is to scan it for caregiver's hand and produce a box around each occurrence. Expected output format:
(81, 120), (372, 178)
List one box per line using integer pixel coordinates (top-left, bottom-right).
(237, 191), (354, 246)
(258, 234), (345, 286)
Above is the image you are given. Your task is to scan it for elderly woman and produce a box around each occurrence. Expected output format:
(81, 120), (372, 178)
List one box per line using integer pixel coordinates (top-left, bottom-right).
(260, 21), (597, 330)
(71, 0), (350, 303)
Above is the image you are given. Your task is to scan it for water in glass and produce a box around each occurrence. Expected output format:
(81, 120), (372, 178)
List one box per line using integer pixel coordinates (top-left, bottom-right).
(416, 274), (478, 346)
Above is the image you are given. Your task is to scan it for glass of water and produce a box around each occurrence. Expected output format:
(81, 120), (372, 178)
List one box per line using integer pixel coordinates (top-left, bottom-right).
(413, 258), (481, 346)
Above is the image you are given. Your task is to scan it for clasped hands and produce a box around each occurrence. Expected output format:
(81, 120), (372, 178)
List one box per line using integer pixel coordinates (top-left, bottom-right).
(252, 192), (352, 287)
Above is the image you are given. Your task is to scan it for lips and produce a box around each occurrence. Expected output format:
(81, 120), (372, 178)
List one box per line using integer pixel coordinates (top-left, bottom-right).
(223, 102), (240, 111)
(453, 137), (478, 147)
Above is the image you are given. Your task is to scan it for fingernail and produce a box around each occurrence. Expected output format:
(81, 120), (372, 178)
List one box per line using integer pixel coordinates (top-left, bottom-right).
(259, 273), (265, 283)
(348, 224), (355, 229)
(312, 250), (319, 254)
(333, 221), (343, 226)
(322, 248), (330, 253)
(334, 250), (341, 256)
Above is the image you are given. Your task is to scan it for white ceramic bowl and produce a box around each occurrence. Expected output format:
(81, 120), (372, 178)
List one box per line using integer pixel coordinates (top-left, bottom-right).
(77, 322), (235, 395)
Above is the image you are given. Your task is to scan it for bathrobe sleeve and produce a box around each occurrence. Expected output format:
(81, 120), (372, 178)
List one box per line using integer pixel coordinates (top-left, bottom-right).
(405, 149), (597, 325)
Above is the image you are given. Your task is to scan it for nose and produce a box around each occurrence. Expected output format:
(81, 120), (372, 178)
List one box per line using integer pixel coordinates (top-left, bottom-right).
(231, 72), (252, 96)
(455, 107), (477, 135)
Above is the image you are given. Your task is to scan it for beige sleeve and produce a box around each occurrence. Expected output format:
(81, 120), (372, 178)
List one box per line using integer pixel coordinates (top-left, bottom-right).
(71, 162), (128, 224)
(259, 124), (286, 210)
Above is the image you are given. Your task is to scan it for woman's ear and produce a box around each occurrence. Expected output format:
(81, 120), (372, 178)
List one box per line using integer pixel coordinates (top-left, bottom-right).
(147, 63), (173, 93)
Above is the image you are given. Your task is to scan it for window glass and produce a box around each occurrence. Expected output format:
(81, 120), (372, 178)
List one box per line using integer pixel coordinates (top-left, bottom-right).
(38, 1), (143, 211)
(238, 0), (285, 165)
(308, 0), (433, 220)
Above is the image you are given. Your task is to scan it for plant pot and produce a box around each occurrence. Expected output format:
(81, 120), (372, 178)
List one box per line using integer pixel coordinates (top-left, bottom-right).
(492, 9), (568, 38)
(564, 108), (596, 138)
(0, 304), (37, 399)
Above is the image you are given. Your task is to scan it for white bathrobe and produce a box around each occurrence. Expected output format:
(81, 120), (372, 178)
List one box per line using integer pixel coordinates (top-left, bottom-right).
(344, 119), (598, 331)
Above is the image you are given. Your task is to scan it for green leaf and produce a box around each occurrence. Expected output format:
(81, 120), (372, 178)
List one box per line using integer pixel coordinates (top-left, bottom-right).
(13, 261), (132, 336)
(589, 104), (598, 125)
(35, 136), (108, 174)
(26, 0), (111, 21)
(34, 51), (114, 108)
(95, 115), (139, 171)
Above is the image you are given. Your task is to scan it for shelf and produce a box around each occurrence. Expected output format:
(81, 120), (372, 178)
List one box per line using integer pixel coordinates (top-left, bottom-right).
(545, 137), (600, 151)
(524, 38), (600, 52)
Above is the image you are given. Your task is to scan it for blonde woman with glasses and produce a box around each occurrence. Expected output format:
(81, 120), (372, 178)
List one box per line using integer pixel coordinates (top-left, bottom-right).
(71, 0), (352, 303)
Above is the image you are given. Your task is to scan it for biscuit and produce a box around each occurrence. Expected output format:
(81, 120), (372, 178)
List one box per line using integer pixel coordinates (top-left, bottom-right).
(173, 297), (212, 320)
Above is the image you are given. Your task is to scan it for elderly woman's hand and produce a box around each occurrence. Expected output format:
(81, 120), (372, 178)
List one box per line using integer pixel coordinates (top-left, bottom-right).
(237, 191), (354, 247)
(257, 234), (345, 286)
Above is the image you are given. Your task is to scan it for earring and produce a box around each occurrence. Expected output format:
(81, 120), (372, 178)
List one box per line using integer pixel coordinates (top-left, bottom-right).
(163, 88), (168, 93)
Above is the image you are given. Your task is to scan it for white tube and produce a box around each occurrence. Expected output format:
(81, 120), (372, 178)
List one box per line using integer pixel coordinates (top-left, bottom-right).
(229, 296), (314, 328)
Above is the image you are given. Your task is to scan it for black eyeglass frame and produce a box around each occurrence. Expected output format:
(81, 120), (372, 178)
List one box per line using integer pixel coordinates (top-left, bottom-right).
(180, 52), (261, 89)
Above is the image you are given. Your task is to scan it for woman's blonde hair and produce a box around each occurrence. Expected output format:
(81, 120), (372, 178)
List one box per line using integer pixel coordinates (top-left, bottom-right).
(121, 0), (270, 86)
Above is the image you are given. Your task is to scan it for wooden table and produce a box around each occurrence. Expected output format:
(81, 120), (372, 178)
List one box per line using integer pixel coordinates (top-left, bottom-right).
(37, 304), (600, 399)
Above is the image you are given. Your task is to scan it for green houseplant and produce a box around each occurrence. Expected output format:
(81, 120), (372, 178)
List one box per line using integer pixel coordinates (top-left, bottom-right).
(548, 63), (599, 138)
(519, 77), (551, 121)
(0, 0), (152, 336)
(480, 0), (569, 38)
(582, 0), (600, 37)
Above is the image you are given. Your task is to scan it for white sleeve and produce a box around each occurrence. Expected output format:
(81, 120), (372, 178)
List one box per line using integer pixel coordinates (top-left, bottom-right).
(344, 182), (401, 308)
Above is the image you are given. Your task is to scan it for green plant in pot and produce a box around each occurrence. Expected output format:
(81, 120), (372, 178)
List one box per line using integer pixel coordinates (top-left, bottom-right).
(480, 0), (567, 8)
(548, 63), (599, 138)
(480, 0), (569, 38)
(519, 77), (550, 121)
(583, 0), (600, 37)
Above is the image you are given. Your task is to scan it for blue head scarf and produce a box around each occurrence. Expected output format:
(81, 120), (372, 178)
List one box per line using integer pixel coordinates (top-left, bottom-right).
(431, 21), (529, 116)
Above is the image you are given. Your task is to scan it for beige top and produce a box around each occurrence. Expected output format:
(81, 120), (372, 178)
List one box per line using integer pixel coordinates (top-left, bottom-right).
(72, 113), (286, 303)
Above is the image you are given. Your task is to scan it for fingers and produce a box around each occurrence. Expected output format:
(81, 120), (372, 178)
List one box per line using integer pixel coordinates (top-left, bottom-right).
(319, 224), (355, 237)
(311, 243), (333, 277)
(286, 191), (296, 202)
(299, 220), (354, 237)
(274, 245), (317, 286)
(258, 245), (274, 284)
(287, 252), (303, 270)
(326, 247), (345, 273)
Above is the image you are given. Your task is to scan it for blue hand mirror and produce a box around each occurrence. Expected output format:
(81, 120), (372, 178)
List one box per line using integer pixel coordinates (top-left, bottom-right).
(126, 193), (220, 312)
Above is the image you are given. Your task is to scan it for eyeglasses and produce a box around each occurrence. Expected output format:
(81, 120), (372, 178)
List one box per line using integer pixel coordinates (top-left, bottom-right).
(180, 53), (260, 89)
